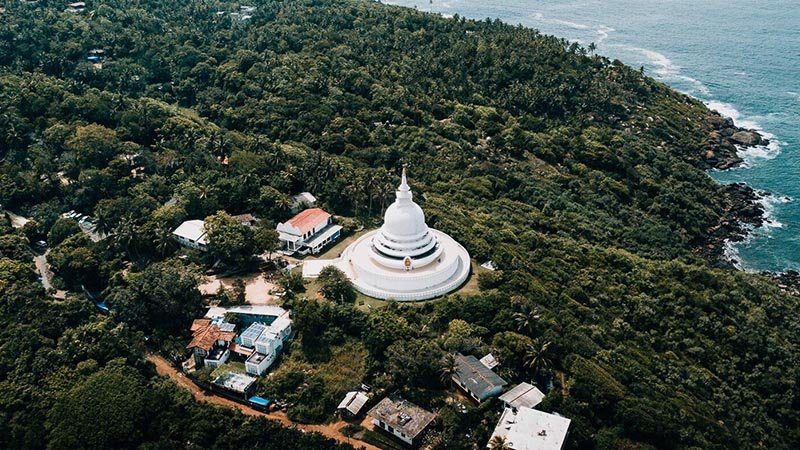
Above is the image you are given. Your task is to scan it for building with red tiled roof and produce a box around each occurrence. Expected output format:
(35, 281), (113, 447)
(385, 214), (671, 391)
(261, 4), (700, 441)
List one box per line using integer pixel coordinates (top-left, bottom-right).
(276, 207), (342, 255)
(187, 322), (237, 369)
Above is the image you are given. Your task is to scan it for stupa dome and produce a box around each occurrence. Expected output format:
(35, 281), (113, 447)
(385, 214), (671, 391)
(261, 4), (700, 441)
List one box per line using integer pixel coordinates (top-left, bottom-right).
(303, 165), (471, 301)
(381, 200), (427, 238)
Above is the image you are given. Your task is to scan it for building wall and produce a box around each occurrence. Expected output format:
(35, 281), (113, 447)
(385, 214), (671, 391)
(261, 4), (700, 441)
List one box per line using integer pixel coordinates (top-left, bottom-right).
(372, 419), (414, 445)
(245, 352), (275, 376)
(204, 349), (230, 369)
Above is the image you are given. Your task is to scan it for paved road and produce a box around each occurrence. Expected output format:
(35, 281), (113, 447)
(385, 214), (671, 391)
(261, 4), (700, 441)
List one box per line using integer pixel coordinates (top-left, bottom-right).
(145, 354), (377, 450)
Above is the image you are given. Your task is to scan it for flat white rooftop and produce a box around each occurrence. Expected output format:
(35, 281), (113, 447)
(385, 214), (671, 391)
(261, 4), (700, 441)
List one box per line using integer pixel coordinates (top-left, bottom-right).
(205, 305), (289, 320)
(488, 407), (570, 450)
(173, 220), (207, 244)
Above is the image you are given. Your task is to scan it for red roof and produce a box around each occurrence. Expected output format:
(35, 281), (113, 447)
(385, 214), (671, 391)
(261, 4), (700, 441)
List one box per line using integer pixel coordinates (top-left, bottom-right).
(187, 323), (236, 351)
(190, 318), (211, 332)
(287, 208), (330, 234)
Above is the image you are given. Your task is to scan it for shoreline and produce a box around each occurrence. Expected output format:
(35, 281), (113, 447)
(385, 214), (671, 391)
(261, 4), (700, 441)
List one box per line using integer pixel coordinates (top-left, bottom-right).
(695, 111), (766, 268)
(695, 111), (798, 288)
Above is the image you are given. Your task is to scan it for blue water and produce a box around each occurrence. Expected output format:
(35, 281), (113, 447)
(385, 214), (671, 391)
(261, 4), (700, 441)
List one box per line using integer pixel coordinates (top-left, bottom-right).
(386, 0), (800, 272)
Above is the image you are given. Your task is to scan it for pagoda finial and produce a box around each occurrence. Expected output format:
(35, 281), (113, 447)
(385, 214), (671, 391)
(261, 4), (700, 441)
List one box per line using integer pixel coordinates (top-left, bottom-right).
(396, 164), (412, 200)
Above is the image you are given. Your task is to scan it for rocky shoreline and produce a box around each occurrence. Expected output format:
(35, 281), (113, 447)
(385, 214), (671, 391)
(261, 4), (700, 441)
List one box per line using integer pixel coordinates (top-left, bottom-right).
(697, 111), (769, 268)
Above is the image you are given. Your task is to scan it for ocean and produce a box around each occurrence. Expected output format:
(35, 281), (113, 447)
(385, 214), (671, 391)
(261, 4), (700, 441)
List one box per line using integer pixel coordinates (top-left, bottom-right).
(385, 0), (800, 273)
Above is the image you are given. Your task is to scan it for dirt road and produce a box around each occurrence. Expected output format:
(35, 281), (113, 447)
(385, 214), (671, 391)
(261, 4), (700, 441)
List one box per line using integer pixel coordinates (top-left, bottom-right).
(146, 354), (379, 450)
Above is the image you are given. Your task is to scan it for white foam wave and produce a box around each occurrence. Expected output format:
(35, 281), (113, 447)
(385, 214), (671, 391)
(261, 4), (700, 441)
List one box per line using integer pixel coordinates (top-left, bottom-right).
(595, 25), (614, 44)
(722, 238), (746, 270)
(527, 12), (613, 45)
(756, 193), (792, 230)
(705, 100), (782, 166)
(618, 45), (711, 96)
(550, 18), (590, 30)
(788, 91), (800, 101)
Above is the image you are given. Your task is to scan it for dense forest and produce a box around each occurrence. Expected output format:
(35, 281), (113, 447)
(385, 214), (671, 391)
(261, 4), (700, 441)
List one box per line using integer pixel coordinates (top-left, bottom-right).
(0, 0), (798, 449)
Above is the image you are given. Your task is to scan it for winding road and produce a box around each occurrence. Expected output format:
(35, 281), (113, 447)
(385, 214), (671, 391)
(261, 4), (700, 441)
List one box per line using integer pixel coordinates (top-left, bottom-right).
(145, 354), (378, 450)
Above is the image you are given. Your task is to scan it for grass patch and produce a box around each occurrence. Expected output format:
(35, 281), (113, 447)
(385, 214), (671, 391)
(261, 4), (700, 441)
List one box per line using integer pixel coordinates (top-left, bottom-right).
(304, 229), (369, 261)
(210, 362), (247, 379)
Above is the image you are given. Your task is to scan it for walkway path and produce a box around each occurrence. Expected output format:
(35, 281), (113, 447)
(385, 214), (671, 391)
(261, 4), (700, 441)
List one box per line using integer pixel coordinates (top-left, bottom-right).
(145, 354), (378, 450)
(33, 254), (53, 291)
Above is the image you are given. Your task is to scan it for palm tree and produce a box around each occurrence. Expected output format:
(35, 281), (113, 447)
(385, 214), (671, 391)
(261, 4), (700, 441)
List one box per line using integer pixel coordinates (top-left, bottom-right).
(153, 226), (176, 257)
(524, 338), (553, 381)
(513, 306), (540, 334)
(488, 435), (511, 450)
(439, 353), (458, 387)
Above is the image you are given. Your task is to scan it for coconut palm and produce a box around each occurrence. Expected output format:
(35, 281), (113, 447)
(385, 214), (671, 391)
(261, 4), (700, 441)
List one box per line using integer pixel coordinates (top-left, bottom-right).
(488, 435), (511, 450)
(439, 353), (458, 387)
(524, 338), (553, 381)
(513, 306), (540, 334)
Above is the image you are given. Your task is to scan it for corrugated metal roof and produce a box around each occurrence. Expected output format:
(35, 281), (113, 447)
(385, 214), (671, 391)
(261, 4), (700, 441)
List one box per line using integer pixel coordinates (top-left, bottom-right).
(338, 391), (369, 415)
(453, 353), (507, 400)
(499, 383), (545, 410)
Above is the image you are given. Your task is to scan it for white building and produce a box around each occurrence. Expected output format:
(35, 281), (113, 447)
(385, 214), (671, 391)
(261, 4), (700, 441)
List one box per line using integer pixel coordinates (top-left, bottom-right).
(303, 167), (471, 301)
(488, 407), (571, 450)
(172, 220), (208, 251)
(245, 351), (273, 376)
(235, 311), (293, 376)
(290, 192), (317, 212)
(240, 323), (268, 348)
(277, 208), (342, 255)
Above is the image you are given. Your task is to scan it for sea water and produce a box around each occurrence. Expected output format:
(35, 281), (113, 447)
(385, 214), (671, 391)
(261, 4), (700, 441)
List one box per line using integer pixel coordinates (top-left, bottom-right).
(385, 0), (800, 273)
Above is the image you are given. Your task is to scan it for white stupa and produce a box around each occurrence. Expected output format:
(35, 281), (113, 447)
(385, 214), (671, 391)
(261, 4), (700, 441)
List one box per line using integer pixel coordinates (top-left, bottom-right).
(303, 167), (471, 301)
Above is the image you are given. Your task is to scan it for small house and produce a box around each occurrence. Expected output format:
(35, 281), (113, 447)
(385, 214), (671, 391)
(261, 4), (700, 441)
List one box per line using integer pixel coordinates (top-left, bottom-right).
(172, 220), (208, 251)
(499, 382), (546, 411)
(338, 391), (369, 418)
(368, 397), (436, 446)
(213, 372), (257, 399)
(276, 208), (342, 255)
(452, 353), (507, 403)
(290, 192), (317, 212)
(187, 319), (236, 369)
(232, 213), (257, 227)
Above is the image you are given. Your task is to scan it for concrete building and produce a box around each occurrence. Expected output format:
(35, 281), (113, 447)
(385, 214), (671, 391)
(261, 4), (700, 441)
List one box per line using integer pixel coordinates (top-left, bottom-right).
(487, 407), (571, 450)
(452, 353), (507, 403)
(235, 312), (293, 376)
(368, 397), (436, 446)
(245, 351), (272, 376)
(172, 220), (208, 251)
(303, 167), (471, 301)
(277, 208), (342, 255)
(213, 372), (257, 399)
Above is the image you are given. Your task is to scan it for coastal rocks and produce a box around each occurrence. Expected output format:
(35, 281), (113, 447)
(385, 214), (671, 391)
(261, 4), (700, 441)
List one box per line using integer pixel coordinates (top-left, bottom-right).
(730, 130), (763, 146)
(700, 182), (766, 267)
(700, 112), (767, 170)
(769, 270), (800, 296)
